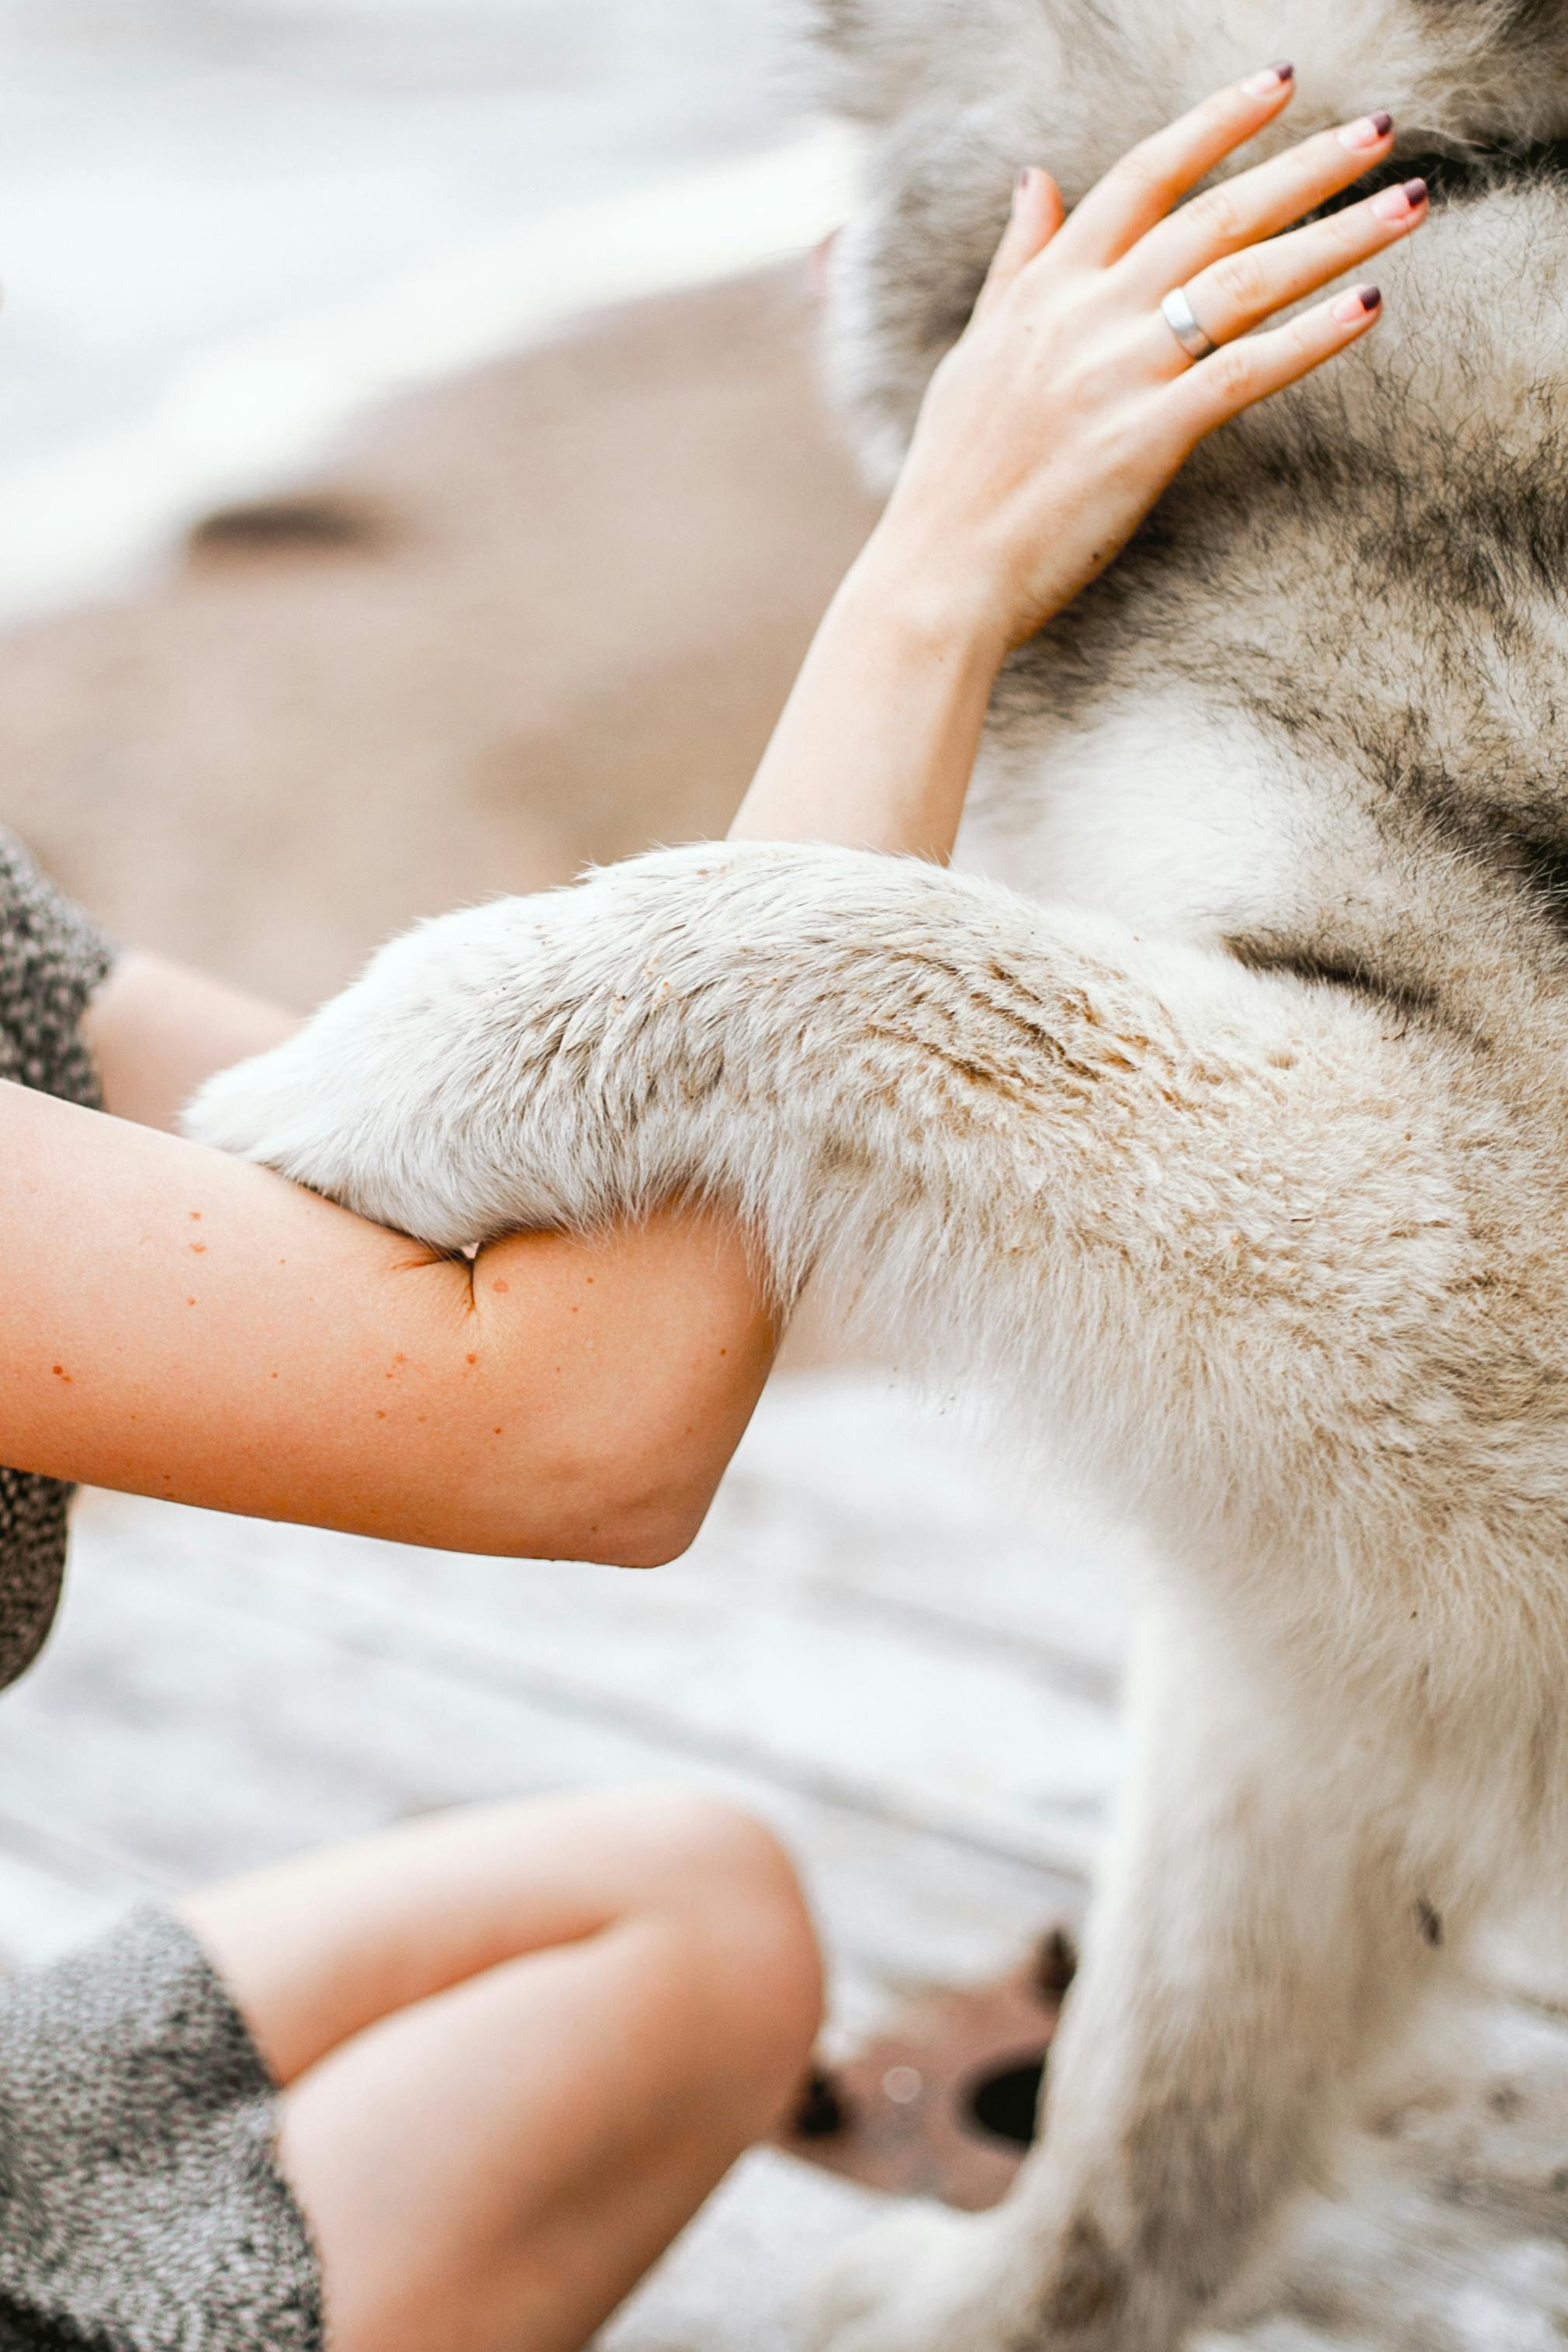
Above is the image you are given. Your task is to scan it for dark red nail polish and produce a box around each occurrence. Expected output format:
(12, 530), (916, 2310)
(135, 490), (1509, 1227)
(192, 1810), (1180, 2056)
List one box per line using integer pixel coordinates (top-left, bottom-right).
(1403, 177), (1428, 208)
(1269, 61), (1296, 82)
(1371, 110), (1394, 137)
(1359, 286), (1383, 313)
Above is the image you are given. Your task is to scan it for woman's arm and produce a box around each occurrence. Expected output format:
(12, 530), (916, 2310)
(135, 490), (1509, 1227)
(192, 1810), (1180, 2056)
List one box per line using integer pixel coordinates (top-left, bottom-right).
(732, 70), (1422, 857)
(2, 1076), (772, 1565)
(83, 951), (300, 1132)
(66, 914), (772, 1571)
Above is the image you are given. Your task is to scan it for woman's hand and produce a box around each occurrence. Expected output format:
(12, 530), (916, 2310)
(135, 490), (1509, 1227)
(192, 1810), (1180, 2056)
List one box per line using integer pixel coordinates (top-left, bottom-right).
(871, 64), (1426, 653)
(732, 68), (1425, 861)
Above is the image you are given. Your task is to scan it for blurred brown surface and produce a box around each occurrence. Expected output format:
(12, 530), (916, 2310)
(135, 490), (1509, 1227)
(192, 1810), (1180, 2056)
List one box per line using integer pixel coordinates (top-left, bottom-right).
(0, 265), (876, 1006)
(778, 1931), (1075, 2211)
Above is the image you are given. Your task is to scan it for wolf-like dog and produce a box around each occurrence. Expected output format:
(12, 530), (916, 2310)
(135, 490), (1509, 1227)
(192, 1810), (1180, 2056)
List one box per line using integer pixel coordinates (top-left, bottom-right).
(186, 3), (1568, 2343)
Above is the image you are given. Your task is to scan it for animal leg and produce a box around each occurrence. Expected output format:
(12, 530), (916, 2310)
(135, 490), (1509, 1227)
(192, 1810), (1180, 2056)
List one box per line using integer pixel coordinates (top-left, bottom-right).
(187, 840), (1513, 1620)
(805, 1602), (1458, 2352)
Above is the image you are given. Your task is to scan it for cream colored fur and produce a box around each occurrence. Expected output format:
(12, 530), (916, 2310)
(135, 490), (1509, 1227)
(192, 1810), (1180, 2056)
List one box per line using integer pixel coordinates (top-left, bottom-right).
(186, 3), (1568, 2343)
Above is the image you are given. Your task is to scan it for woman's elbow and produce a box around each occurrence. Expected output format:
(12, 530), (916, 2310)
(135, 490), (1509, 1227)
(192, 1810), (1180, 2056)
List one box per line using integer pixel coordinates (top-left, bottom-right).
(587, 1509), (707, 1571)
(566, 1453), (721, 1567)
(506, 1501), (710, 1571)
(478, 1453), (720, 1571)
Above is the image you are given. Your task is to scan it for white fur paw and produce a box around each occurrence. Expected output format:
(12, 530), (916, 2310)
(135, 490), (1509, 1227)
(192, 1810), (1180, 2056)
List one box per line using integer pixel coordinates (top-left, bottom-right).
(183, 886), (611, 1248)
(183, 842), (795, 1249)
(804, 2203), (1009, 2352)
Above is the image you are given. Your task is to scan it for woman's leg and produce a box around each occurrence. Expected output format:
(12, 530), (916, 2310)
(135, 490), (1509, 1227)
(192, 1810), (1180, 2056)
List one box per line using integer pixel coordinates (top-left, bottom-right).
(180, 1786), (824, 2352)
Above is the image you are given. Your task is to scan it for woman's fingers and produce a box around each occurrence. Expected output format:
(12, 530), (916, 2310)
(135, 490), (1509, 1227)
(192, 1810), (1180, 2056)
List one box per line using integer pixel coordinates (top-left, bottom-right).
(1052, 62), (1296, 269)
(1126, 111), (1397, 296)
(1168, 280), (1386, 442)
(973, 166), (1065, 320)
(1147, 175), (1427, 374)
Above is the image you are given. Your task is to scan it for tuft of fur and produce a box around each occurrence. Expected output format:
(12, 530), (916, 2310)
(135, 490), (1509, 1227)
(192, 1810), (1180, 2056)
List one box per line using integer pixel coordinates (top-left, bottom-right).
(188, 5), (1568, 2344)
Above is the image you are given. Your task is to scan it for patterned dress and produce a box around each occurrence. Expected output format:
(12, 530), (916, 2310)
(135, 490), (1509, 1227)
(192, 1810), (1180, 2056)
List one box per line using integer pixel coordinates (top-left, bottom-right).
(0, 833), (326, 2350)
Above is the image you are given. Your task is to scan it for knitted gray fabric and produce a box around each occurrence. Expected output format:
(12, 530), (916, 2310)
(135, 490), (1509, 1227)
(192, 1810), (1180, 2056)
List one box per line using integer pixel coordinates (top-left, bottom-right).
(0, 834), (327, 2350)
(0, 1909), (326, 2351)
(0, 829), (116, 1689)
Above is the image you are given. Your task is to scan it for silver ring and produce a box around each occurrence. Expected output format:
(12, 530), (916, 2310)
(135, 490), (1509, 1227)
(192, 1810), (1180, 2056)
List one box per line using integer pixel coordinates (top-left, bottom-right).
(1161, 283), (1217, 363)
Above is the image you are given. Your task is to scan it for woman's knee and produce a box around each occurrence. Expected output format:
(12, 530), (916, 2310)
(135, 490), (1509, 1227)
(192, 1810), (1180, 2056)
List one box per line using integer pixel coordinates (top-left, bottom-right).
(627, 1789), (825, 2106)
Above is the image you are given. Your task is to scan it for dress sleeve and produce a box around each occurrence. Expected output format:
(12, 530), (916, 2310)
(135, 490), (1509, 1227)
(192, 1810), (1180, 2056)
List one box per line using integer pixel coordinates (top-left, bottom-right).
(0, 831), (120, 1690)
(0, 829), (119, 1110)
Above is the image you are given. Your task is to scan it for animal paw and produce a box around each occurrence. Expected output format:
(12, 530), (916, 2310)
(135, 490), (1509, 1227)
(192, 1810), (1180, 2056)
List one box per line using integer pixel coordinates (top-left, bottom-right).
(184, 864), (687, 1248)
(805, 2202), (1013, 2352)
(184, 833), (1022, 1258)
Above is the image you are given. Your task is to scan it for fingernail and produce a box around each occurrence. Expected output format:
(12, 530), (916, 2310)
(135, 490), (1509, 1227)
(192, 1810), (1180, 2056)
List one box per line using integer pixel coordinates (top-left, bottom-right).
(1016, 165), (1033, 198)
(1332, 284), (1383, 323)
(1242, 60), (1294, 95)
(1339, 110), (1395, 150)
(1372, 176), (1427, 220)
